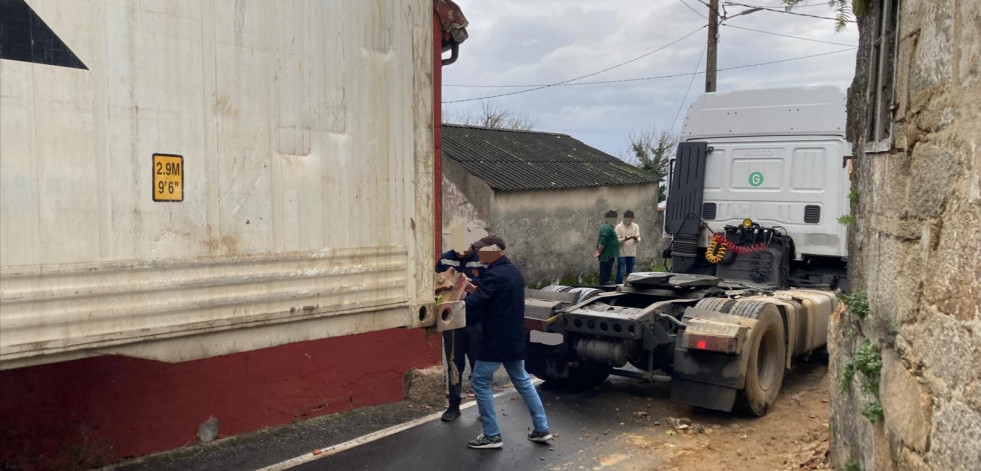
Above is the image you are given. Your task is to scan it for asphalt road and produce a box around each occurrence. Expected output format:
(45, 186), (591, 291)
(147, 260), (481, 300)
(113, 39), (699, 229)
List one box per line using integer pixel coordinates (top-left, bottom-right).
(112, 360), (830, 471)
(293, 378), (676, 471)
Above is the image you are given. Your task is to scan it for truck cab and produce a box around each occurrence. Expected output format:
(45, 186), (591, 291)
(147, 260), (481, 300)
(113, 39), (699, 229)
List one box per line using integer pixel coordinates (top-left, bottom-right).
(523, 87), (849, 416)
(666, 86), (850, 289)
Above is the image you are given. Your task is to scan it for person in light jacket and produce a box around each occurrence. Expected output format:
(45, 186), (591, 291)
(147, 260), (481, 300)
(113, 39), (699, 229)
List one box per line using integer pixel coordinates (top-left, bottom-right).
(615, 210), (641, 284)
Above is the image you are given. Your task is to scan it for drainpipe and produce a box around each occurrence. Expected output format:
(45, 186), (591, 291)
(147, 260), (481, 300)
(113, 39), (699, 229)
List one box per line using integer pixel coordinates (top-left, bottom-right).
(433, 0), (468, 261)
(433, 10), (443, 261)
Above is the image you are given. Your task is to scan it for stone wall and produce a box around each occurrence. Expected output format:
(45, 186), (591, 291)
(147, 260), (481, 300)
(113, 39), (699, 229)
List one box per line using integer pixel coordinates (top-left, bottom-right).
(829, 1), (981, 470)
(492, 185), (664, 284)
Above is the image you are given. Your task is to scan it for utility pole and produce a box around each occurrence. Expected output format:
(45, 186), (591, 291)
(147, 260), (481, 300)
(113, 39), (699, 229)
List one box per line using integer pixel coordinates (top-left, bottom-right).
(705, 0), (719, 92)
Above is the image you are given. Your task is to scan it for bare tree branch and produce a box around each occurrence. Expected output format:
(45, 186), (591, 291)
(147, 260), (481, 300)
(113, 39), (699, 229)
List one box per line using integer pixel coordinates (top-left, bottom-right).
(621, 126), (678, 202)
(442, 101), (538, 130)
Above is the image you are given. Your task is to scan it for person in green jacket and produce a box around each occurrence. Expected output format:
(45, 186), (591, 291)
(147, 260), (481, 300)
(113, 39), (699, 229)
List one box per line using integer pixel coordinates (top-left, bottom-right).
(594, 210), (620, 285)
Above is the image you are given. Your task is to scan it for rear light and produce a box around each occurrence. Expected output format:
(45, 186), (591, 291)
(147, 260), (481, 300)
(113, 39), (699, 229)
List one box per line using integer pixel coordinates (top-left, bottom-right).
(683, 333), (740, 354)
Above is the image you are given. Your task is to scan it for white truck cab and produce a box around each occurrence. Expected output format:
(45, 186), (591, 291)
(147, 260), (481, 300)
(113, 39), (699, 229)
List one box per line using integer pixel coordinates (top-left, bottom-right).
(668, 86), (850, 261)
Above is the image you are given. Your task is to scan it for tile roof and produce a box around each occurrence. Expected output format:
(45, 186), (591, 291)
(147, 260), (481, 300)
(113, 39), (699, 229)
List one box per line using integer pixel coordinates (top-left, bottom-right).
(441, 124), (658, 192)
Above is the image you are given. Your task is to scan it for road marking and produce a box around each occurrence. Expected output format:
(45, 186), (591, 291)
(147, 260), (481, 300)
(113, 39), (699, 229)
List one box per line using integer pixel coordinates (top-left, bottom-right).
(257, 381), (541, 471)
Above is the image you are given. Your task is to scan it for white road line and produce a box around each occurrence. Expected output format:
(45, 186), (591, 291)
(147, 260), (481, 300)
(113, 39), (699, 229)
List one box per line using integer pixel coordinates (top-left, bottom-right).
(257, 381), (540, 471)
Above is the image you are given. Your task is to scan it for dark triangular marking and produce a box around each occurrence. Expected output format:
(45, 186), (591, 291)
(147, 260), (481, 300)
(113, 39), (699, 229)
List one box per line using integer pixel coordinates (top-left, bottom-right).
(0, 0), (87, 69)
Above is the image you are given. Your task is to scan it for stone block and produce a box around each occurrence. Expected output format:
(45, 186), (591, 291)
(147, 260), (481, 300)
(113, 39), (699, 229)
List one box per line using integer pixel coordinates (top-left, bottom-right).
(896, 444), (932, 471)
(881, 349), (932, 452)
(908, 143), (958, 219)
(901, 309), (978, 398)
(921, 202), (981, 322)
(927, 400), (981, 470)
(910, 0), (954, 94)
(403, 365), (447, 406)
(957, 0), (981, 86)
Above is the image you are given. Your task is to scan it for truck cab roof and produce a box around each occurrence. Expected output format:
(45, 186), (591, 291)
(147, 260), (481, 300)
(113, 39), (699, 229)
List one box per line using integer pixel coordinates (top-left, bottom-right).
(680, 86), (847, 140)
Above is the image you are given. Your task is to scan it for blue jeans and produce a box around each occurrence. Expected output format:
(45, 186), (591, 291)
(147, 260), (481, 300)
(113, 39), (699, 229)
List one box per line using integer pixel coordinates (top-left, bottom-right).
(616, 256), (636, 284)
(472, 360), (548, 438)
(599, 259), (614, 285)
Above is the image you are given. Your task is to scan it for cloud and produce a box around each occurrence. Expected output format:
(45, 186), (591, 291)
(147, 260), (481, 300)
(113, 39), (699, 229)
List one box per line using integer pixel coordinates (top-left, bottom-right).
(442, 0), (859, 156)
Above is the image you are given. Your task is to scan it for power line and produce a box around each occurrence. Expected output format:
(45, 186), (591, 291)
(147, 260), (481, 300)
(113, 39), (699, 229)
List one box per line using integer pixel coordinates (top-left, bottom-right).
(445, 40), (855, 89)
(735, 1), (832, 8)
(441, 48), (855, 103)
(718, 47), (854, 71)
(441, 26), (706, 104)
(723, 1), (855, 22)
(723, 24), (856, 47)
(672, 44), (707, 131)
(679, 0), (708, 19)
(695, 0), (725, 20)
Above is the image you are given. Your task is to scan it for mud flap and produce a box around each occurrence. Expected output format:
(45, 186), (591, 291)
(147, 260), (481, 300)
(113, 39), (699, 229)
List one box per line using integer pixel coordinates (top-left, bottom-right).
(670, 379), (738, 412)
(669, 308), (758, 412)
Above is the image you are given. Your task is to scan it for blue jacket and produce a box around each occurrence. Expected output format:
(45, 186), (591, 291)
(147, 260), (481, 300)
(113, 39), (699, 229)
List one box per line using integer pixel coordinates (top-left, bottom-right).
(436, 250), (485, 325)
(436, 250), (486, 283)
(464, 256), (526, 362)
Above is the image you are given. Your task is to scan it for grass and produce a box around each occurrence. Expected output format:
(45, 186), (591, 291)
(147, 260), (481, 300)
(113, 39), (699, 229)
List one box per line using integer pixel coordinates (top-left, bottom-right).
(838, 214), (857, 225)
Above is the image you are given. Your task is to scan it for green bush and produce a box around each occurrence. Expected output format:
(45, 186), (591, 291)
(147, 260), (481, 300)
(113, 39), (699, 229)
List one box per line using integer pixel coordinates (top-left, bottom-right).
(839, 361), (855, 393)
(839, 291), (870, 319)
(861, 401), (884, 423)
(853, 340), (882, 396)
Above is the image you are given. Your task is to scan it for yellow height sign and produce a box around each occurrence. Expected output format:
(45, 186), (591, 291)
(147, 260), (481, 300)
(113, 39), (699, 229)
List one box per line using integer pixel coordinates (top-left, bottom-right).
(153, 154), (184, 202)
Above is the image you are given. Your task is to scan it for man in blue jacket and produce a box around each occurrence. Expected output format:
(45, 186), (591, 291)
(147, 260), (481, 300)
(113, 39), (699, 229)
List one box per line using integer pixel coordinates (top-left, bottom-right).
(437, 225), (487, 422)
(464, 234), (551, 449)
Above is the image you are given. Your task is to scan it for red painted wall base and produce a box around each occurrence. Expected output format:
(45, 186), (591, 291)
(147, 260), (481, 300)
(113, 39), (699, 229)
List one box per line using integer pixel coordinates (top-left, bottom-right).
(0, 328), (442, 470)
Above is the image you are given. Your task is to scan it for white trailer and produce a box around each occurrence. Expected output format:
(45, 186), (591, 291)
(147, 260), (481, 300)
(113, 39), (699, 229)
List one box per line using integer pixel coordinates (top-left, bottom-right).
(0, 0), (439, 370)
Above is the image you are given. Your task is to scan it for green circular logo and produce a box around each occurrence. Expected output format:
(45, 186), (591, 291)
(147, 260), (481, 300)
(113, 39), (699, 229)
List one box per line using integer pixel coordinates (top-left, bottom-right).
(748, 171), (764, 187)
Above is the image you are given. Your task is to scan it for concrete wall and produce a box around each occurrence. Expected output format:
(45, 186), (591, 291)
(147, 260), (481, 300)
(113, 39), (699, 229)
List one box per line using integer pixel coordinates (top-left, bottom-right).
(829, 1), (981, 470)
(441, 156), (495, 225)
(492, 185), (661, 284)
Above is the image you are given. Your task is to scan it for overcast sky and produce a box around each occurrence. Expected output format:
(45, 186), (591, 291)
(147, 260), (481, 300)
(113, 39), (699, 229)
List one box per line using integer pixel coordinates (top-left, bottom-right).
(441, 0), (859, 158)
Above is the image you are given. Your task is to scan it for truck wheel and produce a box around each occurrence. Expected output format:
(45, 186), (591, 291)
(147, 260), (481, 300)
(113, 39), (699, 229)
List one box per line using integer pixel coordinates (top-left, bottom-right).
(734, 305), (786, 416)
(542, 365), (611, 392)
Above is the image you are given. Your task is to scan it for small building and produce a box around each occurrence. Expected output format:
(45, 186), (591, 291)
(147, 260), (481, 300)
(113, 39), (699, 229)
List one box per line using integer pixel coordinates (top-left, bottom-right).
(440, 124), (663, 284)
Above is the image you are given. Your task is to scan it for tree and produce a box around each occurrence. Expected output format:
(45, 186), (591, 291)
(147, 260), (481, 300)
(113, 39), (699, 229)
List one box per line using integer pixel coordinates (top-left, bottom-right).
(442, 101), (537, 130)
(622, 127), (678, 203)
(782, 0), (866, 32)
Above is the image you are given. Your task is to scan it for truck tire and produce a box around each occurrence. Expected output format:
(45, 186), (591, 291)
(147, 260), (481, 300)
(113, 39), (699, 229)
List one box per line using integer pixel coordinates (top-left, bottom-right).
(541, 365), (611, 392)
(734, 304), (786, 416)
